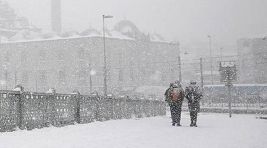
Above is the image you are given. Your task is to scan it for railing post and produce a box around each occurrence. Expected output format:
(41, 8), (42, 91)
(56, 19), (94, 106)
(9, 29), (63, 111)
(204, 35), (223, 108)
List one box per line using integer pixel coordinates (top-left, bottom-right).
(74, 93), (81, 124)
(17, 92), (24, 130)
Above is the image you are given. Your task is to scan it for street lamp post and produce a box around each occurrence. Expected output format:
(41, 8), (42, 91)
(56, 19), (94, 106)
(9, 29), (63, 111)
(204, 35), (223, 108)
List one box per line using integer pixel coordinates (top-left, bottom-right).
(178, 55), (182, 82)
(208, 35), (214, 85)
(3, 64), (8, 90)
(102, 15), (113, 96)
(90, 72), (93, 94)
(220, 47), (223, 61)
(89, 67), (96, 94)
(0, 80), (5, 90)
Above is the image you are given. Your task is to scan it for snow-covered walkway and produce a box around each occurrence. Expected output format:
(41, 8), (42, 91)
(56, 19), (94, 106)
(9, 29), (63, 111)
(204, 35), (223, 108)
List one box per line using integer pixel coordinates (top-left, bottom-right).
(1, 113), (267, 148)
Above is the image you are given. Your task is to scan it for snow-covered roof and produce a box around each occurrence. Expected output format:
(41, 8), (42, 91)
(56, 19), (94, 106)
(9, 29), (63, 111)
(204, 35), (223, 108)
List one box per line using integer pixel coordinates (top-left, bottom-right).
(1, 33), (134, 44)
(150, 33), (165, 42)
(107, 30), (134, 40)
(0, 28), (17, 32)
(204, 84), (267, 87)
(1, 20), (174, 44)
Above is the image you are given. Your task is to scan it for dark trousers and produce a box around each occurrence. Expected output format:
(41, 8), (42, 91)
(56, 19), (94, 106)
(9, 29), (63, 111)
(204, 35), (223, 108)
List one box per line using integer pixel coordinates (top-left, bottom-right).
(190, 111), (198, 125)
(170, 104), (182, 124)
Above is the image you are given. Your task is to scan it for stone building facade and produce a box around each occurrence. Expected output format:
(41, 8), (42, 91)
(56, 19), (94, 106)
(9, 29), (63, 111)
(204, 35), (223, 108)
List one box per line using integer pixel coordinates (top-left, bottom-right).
(0, 36), (180, 95)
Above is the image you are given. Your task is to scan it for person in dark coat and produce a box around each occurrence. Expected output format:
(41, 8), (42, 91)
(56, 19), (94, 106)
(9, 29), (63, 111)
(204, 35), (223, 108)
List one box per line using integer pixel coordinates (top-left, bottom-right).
(165, 81), (184, 126)
(185, 80), (203, 127)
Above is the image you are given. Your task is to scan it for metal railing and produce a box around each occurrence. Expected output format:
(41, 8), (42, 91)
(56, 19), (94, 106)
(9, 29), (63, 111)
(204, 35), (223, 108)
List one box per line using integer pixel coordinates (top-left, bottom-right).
(0, 90), (166, 132)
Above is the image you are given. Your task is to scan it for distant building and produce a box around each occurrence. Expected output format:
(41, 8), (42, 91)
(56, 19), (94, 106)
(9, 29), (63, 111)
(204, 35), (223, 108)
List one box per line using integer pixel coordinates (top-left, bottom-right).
(0, 21), (180, 95)
(0, 0), (40, 40)
(237, 38), (267, 84)
(180, 41), (238, 85)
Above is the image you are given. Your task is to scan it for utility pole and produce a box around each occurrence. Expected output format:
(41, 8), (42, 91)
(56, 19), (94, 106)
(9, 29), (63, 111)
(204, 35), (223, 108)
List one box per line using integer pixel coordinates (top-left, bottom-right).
(208, 35), (214, 84)
(0, 38), (2, 90)
(226, 66), (232, 118)
(35, 72), (38, 92)
(200, 58), (204, 90)
(5, 70), (7, 90)
(89, 73), (92, 94)
(220, 47), (223, 61)
(14, 71), (17, 86)
(89, 64), (92, 94)
(178, 56), (182, 82)
(102, 15), (107, 96)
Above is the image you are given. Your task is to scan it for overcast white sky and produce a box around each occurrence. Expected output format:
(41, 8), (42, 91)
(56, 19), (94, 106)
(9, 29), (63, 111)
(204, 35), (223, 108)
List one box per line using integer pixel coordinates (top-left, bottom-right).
(6, 0), (267, 46)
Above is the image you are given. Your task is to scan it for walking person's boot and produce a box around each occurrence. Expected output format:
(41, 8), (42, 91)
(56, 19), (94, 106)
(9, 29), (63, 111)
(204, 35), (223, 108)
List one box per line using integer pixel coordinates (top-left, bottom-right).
(177, 110), (181, 126)
(190, 112), (194, 127)
(193, 119), (197, 127)
(194, 121), (198, 127)
(190, 119), (194, 127)
(193, 121), (197, 127)
(193, 112), (198, 127)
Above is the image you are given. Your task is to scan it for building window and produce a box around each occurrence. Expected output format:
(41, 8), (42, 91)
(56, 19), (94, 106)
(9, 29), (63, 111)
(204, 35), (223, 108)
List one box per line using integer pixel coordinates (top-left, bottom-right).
(130, 67), (134, 81)
(39, 70), (47, 85)
(4, 51), (10, 63)
(57, 50), (64, 61)
(77, 70), (87, 85)
(119, 69), (124, 81)
(21, 51), (27, 64)
(22, 71), (29, 85)
(128, 61), (134, 81)
(78, 49), (85, 60)
(243, 41), (250, 47)
(39, 50), (47, 61)
(161, 72), (166, 81)
(58, 70), (66, 85)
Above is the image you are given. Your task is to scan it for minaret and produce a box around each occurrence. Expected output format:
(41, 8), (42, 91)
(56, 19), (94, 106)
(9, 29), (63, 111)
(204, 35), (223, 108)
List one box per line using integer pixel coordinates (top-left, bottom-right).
(51, 0), (61, 34)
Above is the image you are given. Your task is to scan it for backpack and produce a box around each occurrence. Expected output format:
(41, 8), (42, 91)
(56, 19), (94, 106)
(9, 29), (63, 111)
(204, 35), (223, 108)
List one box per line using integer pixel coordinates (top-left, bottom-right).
(170, 87), (182, 102)
(186, 86), (202, 102)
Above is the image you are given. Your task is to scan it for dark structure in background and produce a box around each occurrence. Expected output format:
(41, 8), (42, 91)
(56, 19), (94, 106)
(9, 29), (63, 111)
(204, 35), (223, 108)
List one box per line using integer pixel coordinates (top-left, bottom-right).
(51, 0), (62, 34)
(237, 38), (267, 84)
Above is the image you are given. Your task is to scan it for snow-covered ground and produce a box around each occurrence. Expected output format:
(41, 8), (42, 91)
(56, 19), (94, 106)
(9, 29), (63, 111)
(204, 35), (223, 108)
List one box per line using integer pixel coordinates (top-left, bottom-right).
(1, 113), (267, 148)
